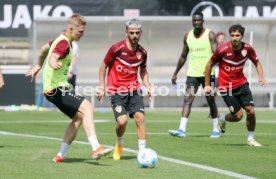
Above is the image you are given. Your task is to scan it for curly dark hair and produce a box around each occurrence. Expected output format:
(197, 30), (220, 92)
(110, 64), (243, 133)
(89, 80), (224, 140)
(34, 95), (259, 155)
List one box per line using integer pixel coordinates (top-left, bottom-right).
(229, 24), (245, 36)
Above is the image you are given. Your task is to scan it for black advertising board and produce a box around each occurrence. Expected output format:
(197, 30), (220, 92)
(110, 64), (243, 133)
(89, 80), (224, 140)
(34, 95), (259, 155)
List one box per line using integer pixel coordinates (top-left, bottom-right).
(0, 0), (275, 37)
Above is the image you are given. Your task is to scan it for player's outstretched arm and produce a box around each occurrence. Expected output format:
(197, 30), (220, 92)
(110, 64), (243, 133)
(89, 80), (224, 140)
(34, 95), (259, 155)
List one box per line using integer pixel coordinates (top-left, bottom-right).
(255, 61), (268, 86)
(172, 33), (189, 85)
(140, 66), (152, 101)
(209, 31), (217, 53)
(68, 43), (78, 80)
(48, 53), (62, 69)
(25, 43), (50, 82)
(204, 60), (215, 94)
(97, 61), (108, 102)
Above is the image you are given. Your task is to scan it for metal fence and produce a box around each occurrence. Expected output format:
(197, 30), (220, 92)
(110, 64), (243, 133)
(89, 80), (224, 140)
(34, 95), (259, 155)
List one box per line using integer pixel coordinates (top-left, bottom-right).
(30, 16), (276, 108)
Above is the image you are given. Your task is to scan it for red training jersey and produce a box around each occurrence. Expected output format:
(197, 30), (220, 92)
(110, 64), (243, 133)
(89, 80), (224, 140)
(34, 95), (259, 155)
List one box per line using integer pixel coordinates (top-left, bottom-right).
(48, 34), (71, 59)
(103, 40), (147, 94)
(211, 41), (259, 91)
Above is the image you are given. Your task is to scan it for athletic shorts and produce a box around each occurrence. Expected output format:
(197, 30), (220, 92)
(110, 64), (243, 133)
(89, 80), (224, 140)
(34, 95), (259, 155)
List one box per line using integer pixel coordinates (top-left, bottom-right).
(110, 90), (144, 119)
(220, 83), (254, 114)
(68, 74), (77, 89)
(45, 87), (85, 119)
(186, 76), (216, 89)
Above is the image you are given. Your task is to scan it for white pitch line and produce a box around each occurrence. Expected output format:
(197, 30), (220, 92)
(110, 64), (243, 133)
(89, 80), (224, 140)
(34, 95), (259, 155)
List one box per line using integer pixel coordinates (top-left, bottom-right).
(0, 119), (110, 123)
(0, 130), (256, 179)
(0, 119), (275, 124)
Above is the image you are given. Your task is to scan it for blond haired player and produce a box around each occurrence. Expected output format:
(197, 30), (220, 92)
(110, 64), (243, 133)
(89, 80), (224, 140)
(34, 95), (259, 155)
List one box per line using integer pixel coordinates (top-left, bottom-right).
(26, 14), (111, 162)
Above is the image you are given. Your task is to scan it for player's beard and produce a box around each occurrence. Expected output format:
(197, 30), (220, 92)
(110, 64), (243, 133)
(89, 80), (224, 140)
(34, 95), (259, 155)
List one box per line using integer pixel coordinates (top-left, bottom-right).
(232, 40), (239, 46)
(194, 25), (202, 29)
(231, 40), (241, 50)
(131, 38), (139, 44)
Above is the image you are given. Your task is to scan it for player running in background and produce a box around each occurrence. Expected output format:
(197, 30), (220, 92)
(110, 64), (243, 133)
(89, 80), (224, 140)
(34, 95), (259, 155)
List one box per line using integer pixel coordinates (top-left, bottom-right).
(168, 11), (220, 138)
(25, 13), (111, 162)
(216, 32), (226, 47)
(98, 19), (152, 160)
(0, 69), (4, 88)
(204, 24), (267, 147)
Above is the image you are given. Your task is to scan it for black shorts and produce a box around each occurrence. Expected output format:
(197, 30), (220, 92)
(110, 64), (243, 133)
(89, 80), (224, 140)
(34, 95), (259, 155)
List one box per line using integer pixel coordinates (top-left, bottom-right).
(186, 76), (215, 89)
(220, 83), (254, 114)
(110, 90), (144, 119)
(45, 87), (85, 119)
(68, 74), (76, 89)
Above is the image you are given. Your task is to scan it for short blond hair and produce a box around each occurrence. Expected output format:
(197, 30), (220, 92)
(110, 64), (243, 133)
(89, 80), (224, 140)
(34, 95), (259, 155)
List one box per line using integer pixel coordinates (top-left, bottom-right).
(67, 13), (87, 26)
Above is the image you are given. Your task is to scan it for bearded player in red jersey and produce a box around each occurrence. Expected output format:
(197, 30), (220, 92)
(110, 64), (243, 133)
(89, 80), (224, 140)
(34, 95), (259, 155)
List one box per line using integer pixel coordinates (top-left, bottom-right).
(98, 19), (152, 160)
(204, 24), (267, 147)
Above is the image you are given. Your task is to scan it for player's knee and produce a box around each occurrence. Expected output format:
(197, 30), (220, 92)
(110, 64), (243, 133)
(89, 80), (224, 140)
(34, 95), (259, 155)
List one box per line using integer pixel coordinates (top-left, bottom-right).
(117, 115), (128, 126)
(184, 95), (194, 105)
(73, 112), (83, 126)
(234, 110), (243, 121)
(245, 107), (255, 116)
(134, 112), (145, 125)
(79, 99), (93, 114)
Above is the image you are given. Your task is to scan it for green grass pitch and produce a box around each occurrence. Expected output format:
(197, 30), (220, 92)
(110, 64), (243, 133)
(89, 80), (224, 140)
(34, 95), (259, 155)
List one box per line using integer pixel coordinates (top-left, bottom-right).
(0, 110), (275, 178)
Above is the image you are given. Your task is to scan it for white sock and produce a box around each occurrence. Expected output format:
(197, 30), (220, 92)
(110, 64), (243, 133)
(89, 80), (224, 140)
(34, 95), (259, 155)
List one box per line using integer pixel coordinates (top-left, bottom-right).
(247, 131), (254, 141)
(212, 118), (219, 132)
(88, 135), (101, 151)
(116, 136), (124, 146)
(219, 114), (225, 121)
(57, 142), (69, 159)
(138, 139), (146, 151)
(179, 117), (188, 132)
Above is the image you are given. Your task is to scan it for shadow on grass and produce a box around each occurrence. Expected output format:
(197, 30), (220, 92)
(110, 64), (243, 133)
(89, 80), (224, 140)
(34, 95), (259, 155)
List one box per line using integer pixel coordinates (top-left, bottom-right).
(65, 158), (112, 166)
(121, 155), (137, 160)
(212, 143), (246, 146)
(107, 155), (137, 160)
(188, 135), (210, 138)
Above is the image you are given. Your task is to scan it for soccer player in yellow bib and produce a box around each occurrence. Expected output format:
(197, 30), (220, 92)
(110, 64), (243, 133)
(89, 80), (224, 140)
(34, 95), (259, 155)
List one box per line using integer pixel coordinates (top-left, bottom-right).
(168, 11), (220, 138)
(26, 14), (111, 162)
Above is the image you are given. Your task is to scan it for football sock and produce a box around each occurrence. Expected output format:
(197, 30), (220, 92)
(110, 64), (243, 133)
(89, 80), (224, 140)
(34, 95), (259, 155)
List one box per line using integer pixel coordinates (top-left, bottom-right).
(247, 131), (254, 141)
(57, 142), (69, 159)
(212, 118), (219, 132)
(116, 136), (124, 146)
(179, 117), (188, 132)
(138, 139), (146, 151)
(88, 135), (101, 151)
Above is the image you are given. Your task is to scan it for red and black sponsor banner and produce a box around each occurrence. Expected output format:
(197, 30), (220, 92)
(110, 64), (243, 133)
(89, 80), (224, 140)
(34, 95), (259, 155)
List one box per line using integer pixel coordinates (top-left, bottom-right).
(0, 0), (275, 37)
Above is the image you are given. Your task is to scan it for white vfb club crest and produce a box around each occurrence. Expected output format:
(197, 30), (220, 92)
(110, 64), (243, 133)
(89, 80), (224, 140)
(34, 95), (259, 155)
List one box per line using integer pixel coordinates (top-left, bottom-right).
(115, 106), (122, 113)
(241, 49), (247, 57)
(136, 51), (142, 60)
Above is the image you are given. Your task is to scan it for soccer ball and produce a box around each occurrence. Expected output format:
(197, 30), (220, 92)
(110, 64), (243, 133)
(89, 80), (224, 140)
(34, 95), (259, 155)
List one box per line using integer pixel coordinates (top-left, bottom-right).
(137, 148), (158, 168)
